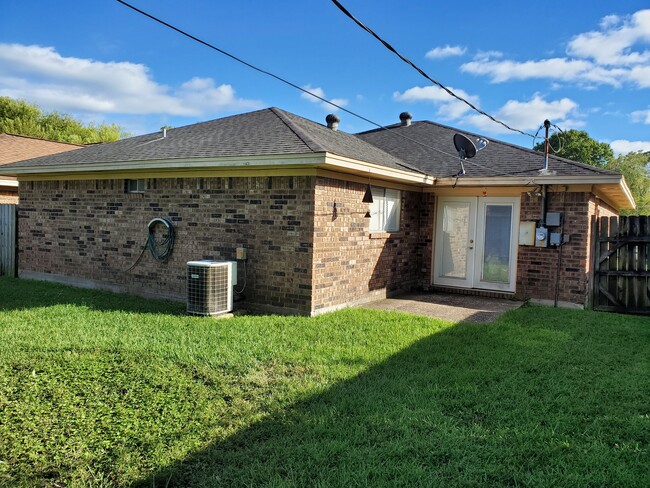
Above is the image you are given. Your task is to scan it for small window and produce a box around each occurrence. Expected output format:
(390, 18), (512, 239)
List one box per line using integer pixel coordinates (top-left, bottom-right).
(369, 187), (401, 233)
(126, 179), (145, 193)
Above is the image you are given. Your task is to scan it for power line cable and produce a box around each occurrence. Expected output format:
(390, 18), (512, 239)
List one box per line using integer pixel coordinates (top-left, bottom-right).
(330, 0), (537, 139)
(115, 0), (542, 179)
(114, 2), (400, 151)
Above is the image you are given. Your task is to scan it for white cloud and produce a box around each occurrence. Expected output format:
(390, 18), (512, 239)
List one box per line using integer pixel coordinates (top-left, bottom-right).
(600, 15), (621, 29)
(461, 9), (650, 89)
(473, 51), (504, 62)
(631, 109), (650, 124)
(610, 139), (650, 155)
(629, 64), (650, 88)
(300, 84), (348, 111)
(425, 45), (466, 59)
(463, 94), (580, 134)
(567, 9), (650, 66)
(0, 43), (261, 117)
(461, 57), (626, 87)
(393, 85), (479, 120)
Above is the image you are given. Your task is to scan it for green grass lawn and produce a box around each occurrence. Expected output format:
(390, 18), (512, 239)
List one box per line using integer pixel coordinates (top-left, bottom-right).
(0, 278), (648, 487)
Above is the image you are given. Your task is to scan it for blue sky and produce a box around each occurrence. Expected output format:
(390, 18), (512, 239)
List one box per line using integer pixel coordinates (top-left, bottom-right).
(1, 0), (649, 155)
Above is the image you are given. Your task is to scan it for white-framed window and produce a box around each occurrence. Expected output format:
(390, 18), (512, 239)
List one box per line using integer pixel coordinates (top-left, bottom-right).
(126, 179), (145, 193)
(369, 187), (401, 233)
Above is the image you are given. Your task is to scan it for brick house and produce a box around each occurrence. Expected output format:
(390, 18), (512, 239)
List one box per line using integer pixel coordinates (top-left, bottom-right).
(0, 133), (82, 204)
(3, 108), (634, 314)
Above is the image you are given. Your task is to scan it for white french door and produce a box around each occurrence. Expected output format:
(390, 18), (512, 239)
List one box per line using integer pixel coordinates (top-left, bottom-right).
(433, 196), (520, 292)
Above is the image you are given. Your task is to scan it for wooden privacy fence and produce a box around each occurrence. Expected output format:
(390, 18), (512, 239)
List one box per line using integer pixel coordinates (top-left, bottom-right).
(591, 215), (650, 315)
(0, 204), (17, 277)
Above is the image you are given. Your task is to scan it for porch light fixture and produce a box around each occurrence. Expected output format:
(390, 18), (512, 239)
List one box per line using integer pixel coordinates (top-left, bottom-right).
(362, 183), (373, 203)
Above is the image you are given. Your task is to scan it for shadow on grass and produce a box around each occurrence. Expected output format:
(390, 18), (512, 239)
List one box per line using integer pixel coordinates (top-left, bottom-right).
(134, 310), (649, 487)
(0, 277), (185, 315)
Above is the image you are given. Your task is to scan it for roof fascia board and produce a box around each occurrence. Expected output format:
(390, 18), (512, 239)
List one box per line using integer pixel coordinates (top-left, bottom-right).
(431, 175), (634, 210)
(17, 168), (322, 182)
(7, 151), (435, 187)
(432, 175), (627, 187)
(617, 176), (636, 208)
(16, 167), (423, 192)
(5, 153), (327, 175)
(315, 169), (422, 192)
(323, 153), (434, 185)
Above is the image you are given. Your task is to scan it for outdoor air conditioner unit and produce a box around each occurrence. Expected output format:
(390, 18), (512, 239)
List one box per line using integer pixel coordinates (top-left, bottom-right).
(186, 260), (237, 315)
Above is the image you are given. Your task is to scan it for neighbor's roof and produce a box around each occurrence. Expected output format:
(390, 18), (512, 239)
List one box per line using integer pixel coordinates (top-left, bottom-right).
(1, 108), (416, 173)
(356, 121), (620, 179)
(0, 133), (82, 166)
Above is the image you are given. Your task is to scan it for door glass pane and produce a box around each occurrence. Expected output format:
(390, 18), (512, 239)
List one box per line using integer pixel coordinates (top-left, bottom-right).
(482, 205), (512, 283)
(441, 203), (470, 279)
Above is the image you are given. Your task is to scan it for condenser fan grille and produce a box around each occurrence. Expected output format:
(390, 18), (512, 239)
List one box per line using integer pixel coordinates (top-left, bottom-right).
(187, 261), (235, 315)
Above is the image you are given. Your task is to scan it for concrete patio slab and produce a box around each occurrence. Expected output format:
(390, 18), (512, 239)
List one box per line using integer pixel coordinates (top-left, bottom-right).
(361, 292), (523, 323)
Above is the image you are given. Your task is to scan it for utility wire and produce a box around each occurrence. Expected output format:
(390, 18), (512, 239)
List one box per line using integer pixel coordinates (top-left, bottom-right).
(330, 0), (537, 139)
(115, 0), (542, 179)
(117, 0), (431, 174)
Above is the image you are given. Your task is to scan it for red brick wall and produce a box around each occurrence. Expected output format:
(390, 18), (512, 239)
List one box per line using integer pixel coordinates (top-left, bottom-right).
(516, 190), (618, 306)
(311, 177), (427, 313)
(18, 176), (314, 314)
(418, 193), (436, 287)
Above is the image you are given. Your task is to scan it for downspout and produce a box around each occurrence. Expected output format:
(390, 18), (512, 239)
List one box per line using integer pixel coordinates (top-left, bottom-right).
(540, 185), (547, 227)
(539, 120), (551, 226)
(542, 119), (551, 174)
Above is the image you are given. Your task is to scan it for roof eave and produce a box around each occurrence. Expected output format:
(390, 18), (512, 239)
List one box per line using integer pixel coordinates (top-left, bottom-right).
(5, 153), (328, 175)
(323, 153), (434, 185)
(0, 178), (18, 188)
(7, 151), (434, 186)
(433, 174), (635, 210)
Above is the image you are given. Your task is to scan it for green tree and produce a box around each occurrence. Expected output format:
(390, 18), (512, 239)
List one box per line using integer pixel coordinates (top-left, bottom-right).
(606, 151), (650, 215)
(533, 129), (614, 168)
(0, 97), (126, 144)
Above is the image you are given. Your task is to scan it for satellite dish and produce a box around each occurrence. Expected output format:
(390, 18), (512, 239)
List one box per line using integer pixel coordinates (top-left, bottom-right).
(453, 133), (477, 160)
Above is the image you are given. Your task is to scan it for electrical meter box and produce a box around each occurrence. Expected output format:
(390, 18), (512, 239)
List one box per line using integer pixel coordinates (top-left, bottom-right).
(535, 227), (548, 247)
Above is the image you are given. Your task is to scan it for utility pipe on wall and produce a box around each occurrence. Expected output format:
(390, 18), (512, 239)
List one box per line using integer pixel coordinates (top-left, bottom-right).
(540, 185), (547, 227)
(542, 119), (551, 174)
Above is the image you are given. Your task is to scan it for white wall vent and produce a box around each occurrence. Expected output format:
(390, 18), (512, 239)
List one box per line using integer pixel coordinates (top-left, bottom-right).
(186, 260), (237, 315)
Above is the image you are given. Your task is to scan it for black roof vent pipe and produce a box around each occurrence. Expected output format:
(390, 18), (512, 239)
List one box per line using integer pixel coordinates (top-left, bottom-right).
(326, 114), (340, 130)
(399, 112), (412, 127)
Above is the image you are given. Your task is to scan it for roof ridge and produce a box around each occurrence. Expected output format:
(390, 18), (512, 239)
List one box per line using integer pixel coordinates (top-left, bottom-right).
(269, 107), (326, 153)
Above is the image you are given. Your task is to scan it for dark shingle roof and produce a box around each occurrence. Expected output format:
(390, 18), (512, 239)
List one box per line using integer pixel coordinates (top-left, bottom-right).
(2, 108), (411, 172)
(356, 121), (619, 178)
(3, 108), (619, 180)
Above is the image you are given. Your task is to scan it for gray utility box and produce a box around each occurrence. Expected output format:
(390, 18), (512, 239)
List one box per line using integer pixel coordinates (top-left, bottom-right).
(546, 212), (562, 227)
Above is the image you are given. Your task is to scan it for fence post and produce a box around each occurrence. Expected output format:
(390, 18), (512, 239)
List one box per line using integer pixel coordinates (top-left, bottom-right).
(587, 215), (598, 310)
